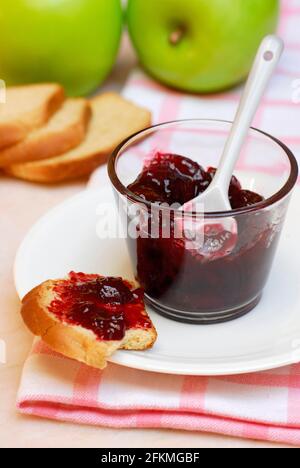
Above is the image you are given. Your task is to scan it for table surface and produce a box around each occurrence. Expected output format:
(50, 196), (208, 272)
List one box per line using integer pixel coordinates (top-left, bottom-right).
(0, 37), (292, 449)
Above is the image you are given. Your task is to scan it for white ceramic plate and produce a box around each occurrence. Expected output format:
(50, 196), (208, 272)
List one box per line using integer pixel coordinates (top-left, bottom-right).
(15, 183), (300, 375)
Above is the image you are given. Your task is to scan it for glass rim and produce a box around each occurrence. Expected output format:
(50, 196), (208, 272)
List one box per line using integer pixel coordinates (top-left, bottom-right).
(108, 118), (299, 218)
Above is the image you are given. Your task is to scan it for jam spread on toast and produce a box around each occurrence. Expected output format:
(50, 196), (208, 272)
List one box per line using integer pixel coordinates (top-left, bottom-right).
(49, 272), (151, 341)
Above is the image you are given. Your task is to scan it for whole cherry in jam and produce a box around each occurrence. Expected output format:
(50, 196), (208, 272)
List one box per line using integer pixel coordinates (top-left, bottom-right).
(230, 189), (265, 209)
(49, 272), (151, 341)
(128, 152), (211, 206)
(207, 167), (264, 209)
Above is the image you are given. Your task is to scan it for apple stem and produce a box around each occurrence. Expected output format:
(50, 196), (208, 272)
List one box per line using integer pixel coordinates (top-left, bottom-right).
(169, 27), (185, 45)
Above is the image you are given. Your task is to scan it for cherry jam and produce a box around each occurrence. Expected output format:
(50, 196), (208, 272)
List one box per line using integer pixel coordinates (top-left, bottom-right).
(49, 272), (152, 340)
(128, 153), (263, 209)
(126, 153), (284, 320)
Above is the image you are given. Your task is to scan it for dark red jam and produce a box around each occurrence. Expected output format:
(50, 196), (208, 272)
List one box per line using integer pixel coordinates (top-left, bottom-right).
(126, 152), (284, 315)
(128, 152), (264, 209)
(49, 272), (152, 341)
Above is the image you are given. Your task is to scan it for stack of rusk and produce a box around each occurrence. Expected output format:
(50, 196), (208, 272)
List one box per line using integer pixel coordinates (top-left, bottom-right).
(0, 84), (151, 183)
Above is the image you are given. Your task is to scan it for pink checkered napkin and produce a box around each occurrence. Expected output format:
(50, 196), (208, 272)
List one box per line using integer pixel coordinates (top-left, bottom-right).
(18, 1), (300, 445)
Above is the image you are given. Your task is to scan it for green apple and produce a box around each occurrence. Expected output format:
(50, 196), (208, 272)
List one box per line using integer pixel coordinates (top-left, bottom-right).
(0, 0), (123, 96)
(127, 0), (279, 93)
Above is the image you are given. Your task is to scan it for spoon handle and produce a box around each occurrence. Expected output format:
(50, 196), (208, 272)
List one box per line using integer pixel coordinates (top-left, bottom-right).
(213, 35), (284, 192)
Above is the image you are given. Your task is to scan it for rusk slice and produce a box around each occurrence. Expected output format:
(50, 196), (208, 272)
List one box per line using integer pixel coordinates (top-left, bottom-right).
(21, 273), (157, 370)
(0, 83), (65, 149)
(0, 99), (91, 166)
(6, 93), (151, 183)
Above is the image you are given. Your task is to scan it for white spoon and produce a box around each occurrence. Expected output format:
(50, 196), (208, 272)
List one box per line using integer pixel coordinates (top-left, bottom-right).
(180, 35), (284, 259)
(187, 34), (284, 213)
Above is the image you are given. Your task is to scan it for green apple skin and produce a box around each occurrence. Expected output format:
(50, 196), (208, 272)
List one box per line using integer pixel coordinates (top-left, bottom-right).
(0, 0), (123, 96)
(127, 0), (279, 93)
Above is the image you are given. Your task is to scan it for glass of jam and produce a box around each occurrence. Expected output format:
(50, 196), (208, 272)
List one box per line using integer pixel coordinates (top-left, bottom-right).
(108, 120), (298, 324)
